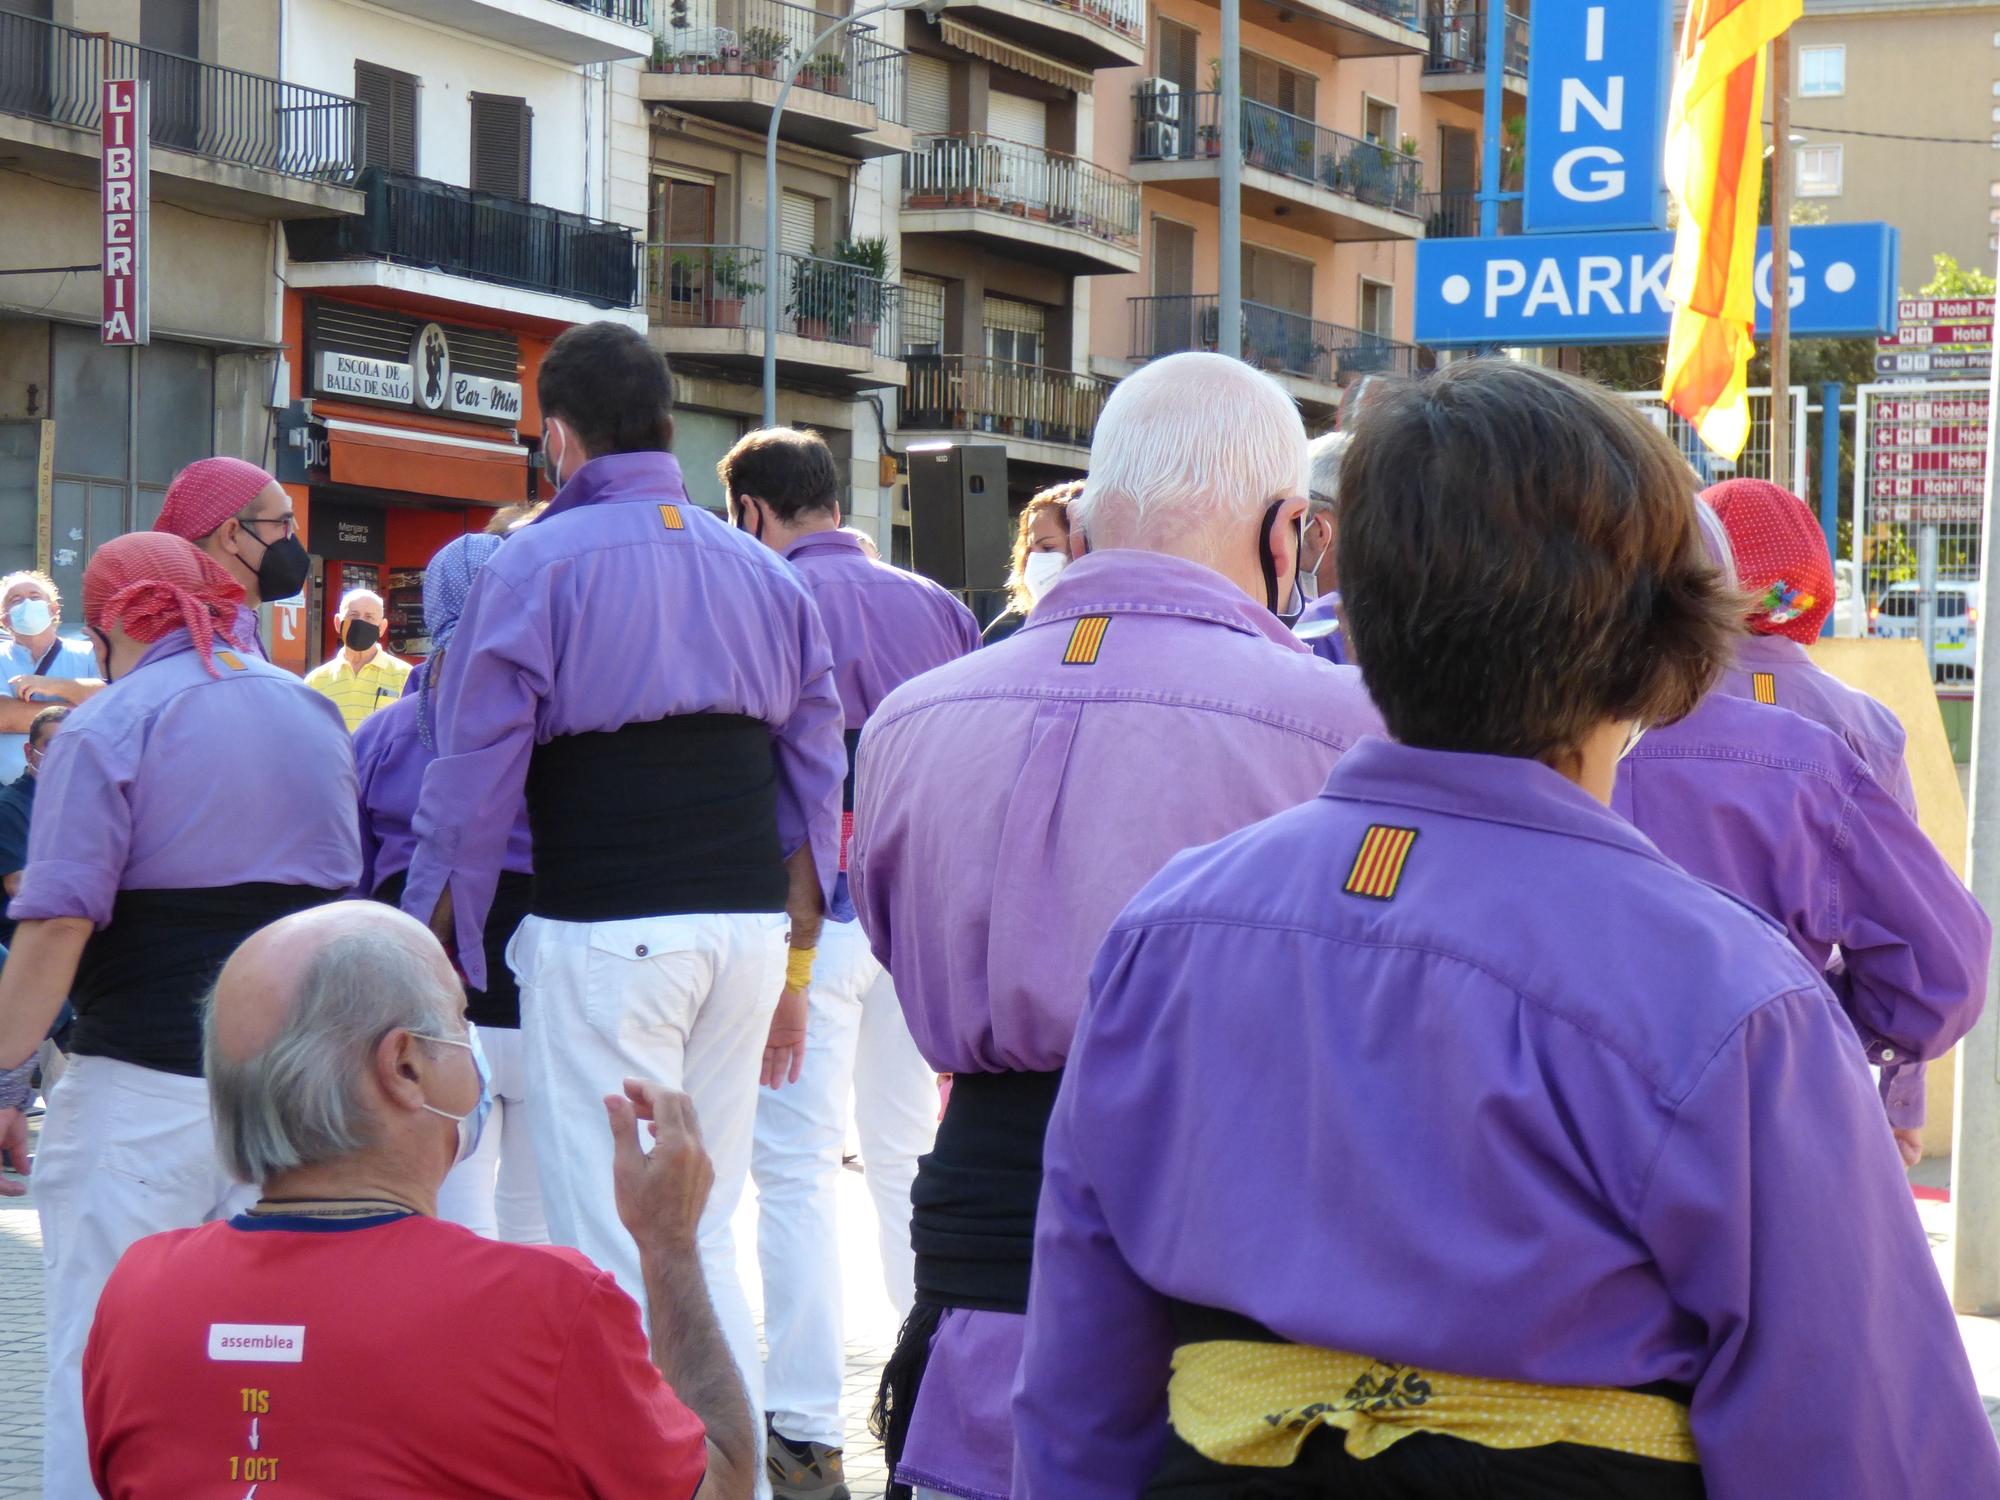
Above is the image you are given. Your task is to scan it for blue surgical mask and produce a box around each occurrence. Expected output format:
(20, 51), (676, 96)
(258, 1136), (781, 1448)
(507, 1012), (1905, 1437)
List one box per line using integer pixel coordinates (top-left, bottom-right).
(414, 1025), (492, 1165)
(8, 598), (51, 636)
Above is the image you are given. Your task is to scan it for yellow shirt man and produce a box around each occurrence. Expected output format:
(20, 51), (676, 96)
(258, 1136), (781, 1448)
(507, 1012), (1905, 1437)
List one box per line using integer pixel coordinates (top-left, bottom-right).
(304, 588), (412, 732)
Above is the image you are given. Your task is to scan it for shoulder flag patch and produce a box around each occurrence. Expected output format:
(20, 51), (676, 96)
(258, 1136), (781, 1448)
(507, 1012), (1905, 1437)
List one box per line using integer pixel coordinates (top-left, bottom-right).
(215, 651), (246, 672)
(1345, 825), (1418, 901)
(1751, 671), (1777, 705)
(658, 504), (685, 531)
(1063, 615), (1110, 666)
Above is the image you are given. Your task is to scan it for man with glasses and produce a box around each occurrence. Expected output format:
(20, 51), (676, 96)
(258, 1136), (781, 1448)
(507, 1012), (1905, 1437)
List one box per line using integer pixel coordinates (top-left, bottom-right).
(0, 571), (100, 773)
(849, 353), (1384, 1500)
(154, 456), (313, 650)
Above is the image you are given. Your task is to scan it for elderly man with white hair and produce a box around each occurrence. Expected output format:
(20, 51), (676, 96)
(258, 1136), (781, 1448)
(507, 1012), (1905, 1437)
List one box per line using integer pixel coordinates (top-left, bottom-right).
(303, 586), (412, 732)
(848, 351), (1384, 1500)
(1293, 429), (1350, 664)
(81, 900), (758, 1500)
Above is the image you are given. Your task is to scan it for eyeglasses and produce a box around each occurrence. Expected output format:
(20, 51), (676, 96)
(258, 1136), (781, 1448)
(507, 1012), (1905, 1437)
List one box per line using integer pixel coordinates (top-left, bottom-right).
(237, 512), (296, 540)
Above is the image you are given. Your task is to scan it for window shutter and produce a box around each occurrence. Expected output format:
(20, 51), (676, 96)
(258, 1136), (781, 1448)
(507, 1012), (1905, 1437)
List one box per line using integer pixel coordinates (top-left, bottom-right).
(355, 61), (419, 175)
(1152, 217), (1193, 297)
(907, 53), (952, 134)
(140, 0), (199, 57)
(987, 91), (1046, 148)
(780, 191), (817, 256)
(470, 93), (531, 198)
(1158, 19), (1196, 93)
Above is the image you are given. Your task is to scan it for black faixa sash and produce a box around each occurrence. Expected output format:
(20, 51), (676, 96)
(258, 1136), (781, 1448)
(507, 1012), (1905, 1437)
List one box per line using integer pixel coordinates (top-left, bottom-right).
(872, 1068), (1064, 1500)
(374, 867), (533, 1030)
(524, 714), (788, 922)
(70, 883), (346, 1077)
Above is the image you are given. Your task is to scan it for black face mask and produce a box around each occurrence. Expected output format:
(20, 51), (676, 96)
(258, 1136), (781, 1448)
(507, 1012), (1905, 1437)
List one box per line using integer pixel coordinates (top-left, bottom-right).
(1256, 499), (1308, 626)
(734, 500), (764, 542)
(87, 625), (114, 685)
(250, 533), (310, 602)
(343, 619), (381, 651)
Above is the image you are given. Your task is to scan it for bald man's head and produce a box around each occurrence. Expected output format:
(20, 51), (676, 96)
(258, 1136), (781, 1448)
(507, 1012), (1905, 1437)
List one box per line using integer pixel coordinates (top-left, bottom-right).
(204, 902), (464, 1186)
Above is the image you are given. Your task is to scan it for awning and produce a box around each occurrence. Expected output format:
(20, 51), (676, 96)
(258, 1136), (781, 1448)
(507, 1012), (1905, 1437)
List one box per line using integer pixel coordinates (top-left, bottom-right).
(939, 18), (1094, 93)
(320, 416), (529, 506)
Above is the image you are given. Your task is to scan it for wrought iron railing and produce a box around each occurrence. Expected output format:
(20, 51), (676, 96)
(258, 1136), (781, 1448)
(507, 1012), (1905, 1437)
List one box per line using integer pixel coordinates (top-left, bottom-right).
(1129, 293), (1425, 385)
(901, 354), (1111, 449)
(1423, 3), (1528, 76)
(1046, 0), (1144, 43)
(646, 243), (902, 361)
(904, 133), (1140, 247)
(1348, 0), (1420, 28)
(650, 0), (906, 121)
(1418, 189), (1522, 238)
(561, 0), (653, 22)
(286, 169), (641, 307)
(1132, 90), (1422, 217)
(0, 11), (364, 182)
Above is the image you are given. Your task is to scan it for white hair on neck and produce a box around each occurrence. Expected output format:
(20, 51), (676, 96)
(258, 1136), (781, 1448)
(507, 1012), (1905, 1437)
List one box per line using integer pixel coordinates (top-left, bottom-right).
(1073, 353), (1308, 551)
(1307, 430), (1350, 512)
(338, 588), (384, 617)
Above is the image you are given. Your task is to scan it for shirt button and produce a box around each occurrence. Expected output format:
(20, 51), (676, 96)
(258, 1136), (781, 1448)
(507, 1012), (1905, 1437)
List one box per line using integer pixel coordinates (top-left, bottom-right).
(1880, 1047), (1896, 1062)
(635, 944), (649, 957)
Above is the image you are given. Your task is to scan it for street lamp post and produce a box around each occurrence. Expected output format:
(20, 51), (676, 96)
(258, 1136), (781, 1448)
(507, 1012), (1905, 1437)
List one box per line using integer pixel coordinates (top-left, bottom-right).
(763, 0), (949, 426)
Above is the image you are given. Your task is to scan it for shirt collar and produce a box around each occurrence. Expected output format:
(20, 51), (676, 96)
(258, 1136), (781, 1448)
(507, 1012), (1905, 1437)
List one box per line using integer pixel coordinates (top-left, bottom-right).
(132, 628), (200, 672)
(782, 528), (866, 563)
(1322, 737), (1669, 865)
(1734, 633), (1810, 667)
(534, 451), (689, 522)
(1021, 550), (1307, 653)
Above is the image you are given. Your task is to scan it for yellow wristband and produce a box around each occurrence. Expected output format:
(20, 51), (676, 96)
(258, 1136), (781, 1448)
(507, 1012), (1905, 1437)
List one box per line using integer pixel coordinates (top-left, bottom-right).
(785, 946), (817, 992)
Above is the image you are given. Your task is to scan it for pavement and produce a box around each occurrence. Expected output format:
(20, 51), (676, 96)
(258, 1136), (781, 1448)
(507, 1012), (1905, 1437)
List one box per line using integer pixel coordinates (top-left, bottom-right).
(0, 1127), (1995, 1497)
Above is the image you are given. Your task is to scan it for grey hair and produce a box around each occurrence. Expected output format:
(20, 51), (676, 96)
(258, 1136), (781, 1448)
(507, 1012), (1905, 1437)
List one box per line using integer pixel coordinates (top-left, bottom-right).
(1307, 431), (1350, 513)
(204, 928), (463, 1185)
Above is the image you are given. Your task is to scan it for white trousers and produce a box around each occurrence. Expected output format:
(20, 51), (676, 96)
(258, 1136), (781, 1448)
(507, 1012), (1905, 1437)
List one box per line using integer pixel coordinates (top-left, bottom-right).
(515, 910), (785, 1421)
(36, 1055), (254, 1500)
(754, 917), (939, 1448)
(436, 1023), (548, 1244)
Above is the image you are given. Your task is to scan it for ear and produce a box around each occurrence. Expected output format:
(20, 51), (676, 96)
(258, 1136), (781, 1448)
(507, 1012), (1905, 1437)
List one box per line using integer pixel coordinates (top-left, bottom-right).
(1268, 496), (1308, 572)
(1066, 527), (1088, 562)
(373, 1029), (429, 1112)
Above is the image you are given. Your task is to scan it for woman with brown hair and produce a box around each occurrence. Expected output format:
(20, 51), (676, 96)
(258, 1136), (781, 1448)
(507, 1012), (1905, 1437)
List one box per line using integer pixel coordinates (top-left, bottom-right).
(981, 481), (1079, 645)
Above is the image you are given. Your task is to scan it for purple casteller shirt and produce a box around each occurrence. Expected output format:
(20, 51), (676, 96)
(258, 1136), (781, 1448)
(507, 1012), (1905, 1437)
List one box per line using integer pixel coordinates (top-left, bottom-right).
(1015, 739), (2000, 1500)
(1615, 692), (1987, 1129)
(403, 452), (845, 987)
(1716, 633), (1916, 813)
(779, 528), (978, 923)
(11, 629), (359, 924)
(353, 664), (532, 899)
(850, 549), (1384, 1500)
(1292, 589), (1345, 664)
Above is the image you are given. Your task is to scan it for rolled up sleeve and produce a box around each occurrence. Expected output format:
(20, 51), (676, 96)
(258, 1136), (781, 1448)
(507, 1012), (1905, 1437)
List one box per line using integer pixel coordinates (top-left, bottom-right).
(8, 727), (129, 927)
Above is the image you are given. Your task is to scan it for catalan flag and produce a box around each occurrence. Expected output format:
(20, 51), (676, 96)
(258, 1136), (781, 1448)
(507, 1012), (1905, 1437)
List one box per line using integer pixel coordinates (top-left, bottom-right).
(1661, 0), (1802, 460)
(1344, 825), (1419, 902)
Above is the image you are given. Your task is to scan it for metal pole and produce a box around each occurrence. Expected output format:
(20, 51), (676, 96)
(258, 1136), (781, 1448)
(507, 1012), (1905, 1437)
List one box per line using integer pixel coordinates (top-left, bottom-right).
(1217, 0), (1241, 358)
(1919, 522), (1940, 667)
(1818, 379), (1840, 635)
(1478, 0), (1505, 237)
(1768, 32), (1792, 488)
(1951, 229), (2000, 1315)
(764, 0), (909, 426)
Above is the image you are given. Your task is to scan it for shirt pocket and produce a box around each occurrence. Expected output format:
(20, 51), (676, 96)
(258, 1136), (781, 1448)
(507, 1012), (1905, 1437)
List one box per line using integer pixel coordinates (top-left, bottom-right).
(580, 914), (718, 1042)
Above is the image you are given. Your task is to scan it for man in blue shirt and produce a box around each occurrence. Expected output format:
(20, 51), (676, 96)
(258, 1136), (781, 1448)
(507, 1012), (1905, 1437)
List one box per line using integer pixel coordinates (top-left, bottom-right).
(0, 572), (99, 782)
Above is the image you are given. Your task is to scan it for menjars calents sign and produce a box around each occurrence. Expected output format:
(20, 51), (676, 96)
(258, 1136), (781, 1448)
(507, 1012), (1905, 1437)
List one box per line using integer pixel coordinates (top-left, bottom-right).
(101, 80), (150, 346)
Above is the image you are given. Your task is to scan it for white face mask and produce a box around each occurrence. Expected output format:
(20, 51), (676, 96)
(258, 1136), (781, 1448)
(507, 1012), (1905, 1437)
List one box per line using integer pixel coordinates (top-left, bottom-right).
(8, 598), (51, 637)
(1021, 551), (1068, 604)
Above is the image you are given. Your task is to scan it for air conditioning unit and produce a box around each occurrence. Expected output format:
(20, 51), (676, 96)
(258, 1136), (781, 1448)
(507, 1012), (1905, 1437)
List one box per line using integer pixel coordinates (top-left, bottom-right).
(1139, 119), (1182, 159)
(1136, 76), (1180, 125)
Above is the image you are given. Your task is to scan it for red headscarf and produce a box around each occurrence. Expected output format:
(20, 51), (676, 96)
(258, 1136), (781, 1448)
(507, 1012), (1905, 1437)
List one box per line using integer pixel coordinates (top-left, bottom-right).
(154, 457), (277, 542)
(1701, 478), (1834, 644)
(84, 533), (247, 676)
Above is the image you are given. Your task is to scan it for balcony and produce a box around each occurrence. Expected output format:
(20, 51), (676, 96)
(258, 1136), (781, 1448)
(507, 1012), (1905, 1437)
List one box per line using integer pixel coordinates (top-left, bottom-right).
(1418, 189), (1522, 239)
(643, 0), (909, 157)
(941, 0), (1144, 71)
(1128, 293), (1425, 411)
(379, 0), (652, 64)
(1131, 91), (1423, 241)
(0, 11), (363, 218)
(901, 354), (1110, 468)
(286, 170), (642, 315)
(1239, 0), (1425, 60)
(646, 243), (904, 389)
(1422, 3), (1528, 109)
(902, 134), (1140, 276)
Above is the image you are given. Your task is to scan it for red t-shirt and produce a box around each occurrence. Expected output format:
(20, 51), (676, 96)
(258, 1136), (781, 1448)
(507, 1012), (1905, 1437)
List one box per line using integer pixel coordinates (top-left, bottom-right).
(84, 1210), (708, 1499)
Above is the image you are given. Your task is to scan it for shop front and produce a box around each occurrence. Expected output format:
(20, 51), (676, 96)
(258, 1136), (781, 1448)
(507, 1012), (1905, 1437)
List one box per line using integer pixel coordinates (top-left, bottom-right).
(275, 295), (547, 674)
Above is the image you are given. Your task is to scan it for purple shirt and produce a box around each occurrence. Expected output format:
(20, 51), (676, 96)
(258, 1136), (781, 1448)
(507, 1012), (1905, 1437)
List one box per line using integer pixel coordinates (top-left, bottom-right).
(11, 630), (359, 924)
(780, 528), (978, 924)
(1716, 633), (1916, 813)
(1614, 692), (1987, 1129)
(1015, 739), (2000, 1500)
(849, 549), (1384, 1499)
(402, 452), (845, 987)
(1292, 589), (1346, 664)
(353, 669), (531, 899)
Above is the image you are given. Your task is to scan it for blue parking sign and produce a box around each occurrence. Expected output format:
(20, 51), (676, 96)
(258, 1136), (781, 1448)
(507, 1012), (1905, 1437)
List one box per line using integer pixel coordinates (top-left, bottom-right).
(1524, 0), (1674, 233)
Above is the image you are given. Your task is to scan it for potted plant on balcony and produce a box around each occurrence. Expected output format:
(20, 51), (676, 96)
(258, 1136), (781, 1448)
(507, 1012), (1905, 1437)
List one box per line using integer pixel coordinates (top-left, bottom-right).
(1199, 121), (1221, 157)
(743, 27), (787, 78)
(707, 251), (762, 327)
(836, 237), (891, 346)
(718, 41), (742, 73)
(790, 255), (854, 342)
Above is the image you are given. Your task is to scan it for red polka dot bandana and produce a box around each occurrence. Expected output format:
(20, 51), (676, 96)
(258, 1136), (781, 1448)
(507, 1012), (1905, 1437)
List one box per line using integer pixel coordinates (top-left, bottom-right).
(1701, 479), (1833, 644)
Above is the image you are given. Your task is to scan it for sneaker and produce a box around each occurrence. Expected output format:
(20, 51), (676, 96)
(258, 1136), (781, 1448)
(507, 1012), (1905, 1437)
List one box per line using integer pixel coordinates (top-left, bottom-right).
(766, 1424), (851, 1500)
